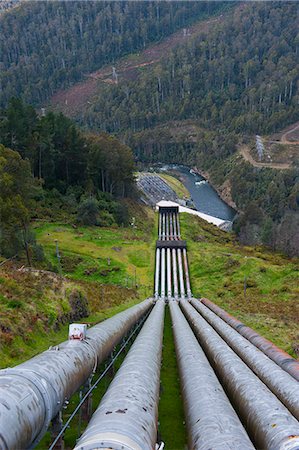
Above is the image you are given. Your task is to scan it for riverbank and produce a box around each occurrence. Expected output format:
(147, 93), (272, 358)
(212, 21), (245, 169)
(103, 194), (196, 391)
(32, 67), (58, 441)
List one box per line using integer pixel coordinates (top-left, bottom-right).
(193, 166), (238, 211)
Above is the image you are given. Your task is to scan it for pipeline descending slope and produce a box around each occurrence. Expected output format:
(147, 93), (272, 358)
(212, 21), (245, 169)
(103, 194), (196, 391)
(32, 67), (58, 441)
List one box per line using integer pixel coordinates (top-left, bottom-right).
(154, 207), (192, 300)
(201, 297), (299, 382)
(180, 300), (299, 450)
(74, 300), (165, 450)
(169, 301), (254, 450)
(0, 298), (153, 450)
(190, 299), (299, 421)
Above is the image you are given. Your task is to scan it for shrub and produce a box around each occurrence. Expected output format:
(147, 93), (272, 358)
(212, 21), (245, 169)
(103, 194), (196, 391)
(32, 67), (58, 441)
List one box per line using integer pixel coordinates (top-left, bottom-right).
(77, 197), (99, 225)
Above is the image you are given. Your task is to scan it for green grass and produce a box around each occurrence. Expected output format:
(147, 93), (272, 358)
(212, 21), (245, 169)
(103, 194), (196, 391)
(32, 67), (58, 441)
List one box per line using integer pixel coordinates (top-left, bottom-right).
(180, 213), (299, 356)
(1, 206), (298, 449)
(34, 219), (156, 288)
(158, 173), (190, 199)
(159, 308), (187, 449)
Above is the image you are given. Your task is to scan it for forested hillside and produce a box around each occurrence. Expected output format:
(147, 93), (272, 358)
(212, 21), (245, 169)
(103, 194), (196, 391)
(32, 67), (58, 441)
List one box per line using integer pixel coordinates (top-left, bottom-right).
(0, 1), (227, 107)
(82, 2), (299, 136)
(0, 99), (136, 263)
(1, 2), (298, 257)
(64, 1), (298, 256)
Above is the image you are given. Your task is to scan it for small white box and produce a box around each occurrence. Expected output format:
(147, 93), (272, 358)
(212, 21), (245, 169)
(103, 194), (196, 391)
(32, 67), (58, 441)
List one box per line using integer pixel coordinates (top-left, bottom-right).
(69, 323), (87, 341)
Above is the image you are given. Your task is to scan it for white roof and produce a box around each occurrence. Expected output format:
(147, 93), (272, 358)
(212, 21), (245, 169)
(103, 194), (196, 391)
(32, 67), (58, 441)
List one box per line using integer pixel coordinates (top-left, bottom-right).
(156, 200), (226, 227)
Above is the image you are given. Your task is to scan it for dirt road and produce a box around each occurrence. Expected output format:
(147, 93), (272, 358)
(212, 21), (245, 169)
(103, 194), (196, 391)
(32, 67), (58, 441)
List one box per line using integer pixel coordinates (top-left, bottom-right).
(239, 145), (291, 170)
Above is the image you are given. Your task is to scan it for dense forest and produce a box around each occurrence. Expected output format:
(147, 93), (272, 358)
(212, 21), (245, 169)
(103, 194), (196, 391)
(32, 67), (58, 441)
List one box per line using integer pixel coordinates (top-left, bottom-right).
(0, 1), (227, 107)
(0, 2), (298, 257)
(82, 2), (299, 136)
(0, 99), (136, 262)
(67, 1), (298, 256)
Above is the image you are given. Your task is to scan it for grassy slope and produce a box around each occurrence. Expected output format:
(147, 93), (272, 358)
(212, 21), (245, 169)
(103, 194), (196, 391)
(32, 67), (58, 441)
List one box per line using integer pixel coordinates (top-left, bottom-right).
(0, 265), (143, 368)
(180, 213), (299, 356)
(159, 173), (190, 200)
(0, 202), (156, 367)
(34, 203), (156, 291)
(1, 206), (298, 449)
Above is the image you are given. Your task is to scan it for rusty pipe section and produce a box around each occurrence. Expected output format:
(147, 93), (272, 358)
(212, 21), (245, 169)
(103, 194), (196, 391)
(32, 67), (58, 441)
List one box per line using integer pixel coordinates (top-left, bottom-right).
(201, 298), (299, 382)
(0, 298), (153, 450)
(180, 300), (299, 450)
(169, 301), (254, 450)
(74, 300), (165, 450)
(191, 299), (299, 421)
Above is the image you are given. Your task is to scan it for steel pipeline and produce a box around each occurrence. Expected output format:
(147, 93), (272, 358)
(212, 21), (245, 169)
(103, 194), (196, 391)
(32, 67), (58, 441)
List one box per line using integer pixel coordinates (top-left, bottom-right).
(0, 298), (153, 450)
(180, 300), (299, 450)
(169, 301), (254, 450)
(200, 298), (299, 382)
(73, 300), (165, 450)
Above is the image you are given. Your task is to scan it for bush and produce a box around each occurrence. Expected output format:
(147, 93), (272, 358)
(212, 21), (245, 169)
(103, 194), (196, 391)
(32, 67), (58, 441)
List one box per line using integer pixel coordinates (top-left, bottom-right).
(77, 197), (99, 225)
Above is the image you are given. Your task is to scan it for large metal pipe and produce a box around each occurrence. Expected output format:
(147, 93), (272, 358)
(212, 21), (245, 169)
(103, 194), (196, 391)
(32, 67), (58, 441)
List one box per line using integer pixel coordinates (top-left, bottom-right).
(167, 248), (172, 300)
(74, 300), (165, 450)
(177, 249), (185, 299)
(160, 248), (166, 299)
(154, 249), (160, 300)
(158, 212), (162, 240)
(172, 249), (179, 300)
(182, 248), (192, 299)
(191, 299), (299, 421)
(201, 298), (299, 382)
(162, 213), (165, 241)
(169, 212), (173, 240)
(0, 299), (153, 450)
(176, 212), (181, 238)
(172, 212), (177, 240)
(169, 301), (254, 450)
(165, 212), (169, 240)
(180, 300), (299, 450)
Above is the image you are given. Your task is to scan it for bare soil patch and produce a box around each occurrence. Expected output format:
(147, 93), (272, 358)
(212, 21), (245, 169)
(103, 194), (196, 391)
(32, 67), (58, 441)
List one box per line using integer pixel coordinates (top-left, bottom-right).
(239, 145), (292, 170)
(50, 14), (227, 118)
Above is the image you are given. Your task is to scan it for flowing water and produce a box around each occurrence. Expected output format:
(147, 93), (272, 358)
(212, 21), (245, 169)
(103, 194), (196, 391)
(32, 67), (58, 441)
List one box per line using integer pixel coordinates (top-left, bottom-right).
(161, 165), (236, 221)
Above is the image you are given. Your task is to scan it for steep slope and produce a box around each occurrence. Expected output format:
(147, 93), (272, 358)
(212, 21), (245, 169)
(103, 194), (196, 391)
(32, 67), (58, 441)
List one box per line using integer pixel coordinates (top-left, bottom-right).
(78, 2), (299, 136)
(0, 1), (228, 107)
(50, 10), (230, 118)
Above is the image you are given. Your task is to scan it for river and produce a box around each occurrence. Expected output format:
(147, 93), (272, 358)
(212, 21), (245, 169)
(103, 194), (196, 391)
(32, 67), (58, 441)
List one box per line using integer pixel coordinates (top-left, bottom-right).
(161, 165), (236, 221)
